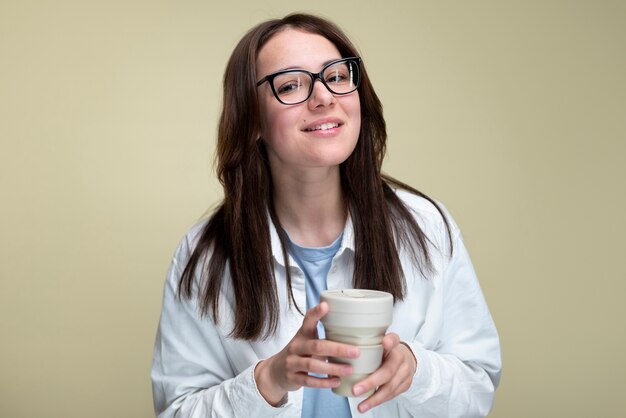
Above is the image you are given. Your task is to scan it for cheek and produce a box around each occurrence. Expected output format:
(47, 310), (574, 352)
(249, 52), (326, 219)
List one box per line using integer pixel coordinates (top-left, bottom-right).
(347, 92), (361, 117)
(259, 106), (277, 140)
(258, 95), (284, 139)
(263, 107), (299, 140)
(349, 97), (362, 134)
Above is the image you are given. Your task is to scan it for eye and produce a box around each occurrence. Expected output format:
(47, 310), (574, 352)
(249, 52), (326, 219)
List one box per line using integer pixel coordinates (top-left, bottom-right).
(276, 80), (303, 95)
(324, 67), (350, 84)
(273, 72), (308, 96)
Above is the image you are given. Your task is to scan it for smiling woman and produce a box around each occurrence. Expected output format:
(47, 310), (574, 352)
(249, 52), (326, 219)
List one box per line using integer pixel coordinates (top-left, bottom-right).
(256, 29), (361, 177)
(151, 13), (501, 418)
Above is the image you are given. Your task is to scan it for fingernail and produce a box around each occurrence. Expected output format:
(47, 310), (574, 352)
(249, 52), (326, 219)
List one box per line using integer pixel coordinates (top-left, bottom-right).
(342, 366), (352, 375)
(353, 385), (364, 396)
(359, 402), (369, 412)
(348, 347), (360, 357)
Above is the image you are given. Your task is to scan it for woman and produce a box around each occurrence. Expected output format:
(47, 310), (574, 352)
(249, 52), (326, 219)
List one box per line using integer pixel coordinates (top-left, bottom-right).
(152, 13), (501, 418)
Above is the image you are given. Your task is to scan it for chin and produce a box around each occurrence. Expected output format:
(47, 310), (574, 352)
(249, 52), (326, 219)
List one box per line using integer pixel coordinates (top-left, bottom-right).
(309, 148), (356, 167)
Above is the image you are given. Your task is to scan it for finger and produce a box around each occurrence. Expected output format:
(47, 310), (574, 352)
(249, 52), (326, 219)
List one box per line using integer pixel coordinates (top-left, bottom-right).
(352, 348), (403, 397)
(355, 350), (412, 412)
(291, 356), (354, 377)
(299, 302), (329, 336)
(294, 373), (341, 389)
(358, 366), (413, 413)
(357, 379), (396, 413)
(299, 338), (360, 359)
(382, 332), (400, 352)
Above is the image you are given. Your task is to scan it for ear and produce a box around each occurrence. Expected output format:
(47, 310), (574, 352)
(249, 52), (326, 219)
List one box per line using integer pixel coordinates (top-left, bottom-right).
(255, 124), (264, 142)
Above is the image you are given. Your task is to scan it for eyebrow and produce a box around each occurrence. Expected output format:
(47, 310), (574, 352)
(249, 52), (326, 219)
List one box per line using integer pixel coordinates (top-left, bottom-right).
(272, 58), (342, 73)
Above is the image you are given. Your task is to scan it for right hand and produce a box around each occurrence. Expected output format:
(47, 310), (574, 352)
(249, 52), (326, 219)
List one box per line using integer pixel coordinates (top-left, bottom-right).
(254, 302), (360, 405)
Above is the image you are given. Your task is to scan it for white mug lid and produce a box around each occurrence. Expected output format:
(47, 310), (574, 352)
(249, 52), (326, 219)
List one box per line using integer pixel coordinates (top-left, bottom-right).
(320, 289), (393, 314)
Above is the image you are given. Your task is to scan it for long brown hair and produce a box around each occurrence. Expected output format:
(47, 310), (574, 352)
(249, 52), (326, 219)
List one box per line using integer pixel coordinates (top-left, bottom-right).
(179, 13), (452, 340)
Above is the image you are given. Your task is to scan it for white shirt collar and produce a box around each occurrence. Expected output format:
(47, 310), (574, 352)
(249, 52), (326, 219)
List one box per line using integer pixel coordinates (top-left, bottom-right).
(269, 214), (355, 267)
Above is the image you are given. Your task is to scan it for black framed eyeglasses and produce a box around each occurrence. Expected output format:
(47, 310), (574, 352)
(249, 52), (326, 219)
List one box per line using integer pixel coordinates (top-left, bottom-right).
(256, 57), (361, 105)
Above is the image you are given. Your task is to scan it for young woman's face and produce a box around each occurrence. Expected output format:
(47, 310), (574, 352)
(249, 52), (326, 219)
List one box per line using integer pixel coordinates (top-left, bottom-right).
(256, 29), (361, 176)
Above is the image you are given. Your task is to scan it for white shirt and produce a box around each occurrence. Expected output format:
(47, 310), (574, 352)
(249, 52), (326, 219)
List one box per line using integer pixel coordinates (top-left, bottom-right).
(151, 190), (502, 418)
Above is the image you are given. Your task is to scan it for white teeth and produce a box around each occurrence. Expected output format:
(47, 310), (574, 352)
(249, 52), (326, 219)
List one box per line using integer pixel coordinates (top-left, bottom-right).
(307, 122), (339, 131)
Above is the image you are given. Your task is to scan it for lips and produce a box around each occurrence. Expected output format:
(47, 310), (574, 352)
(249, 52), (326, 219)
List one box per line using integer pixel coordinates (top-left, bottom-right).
(302, 118), (343, 132)
(304, 122), (340, 132)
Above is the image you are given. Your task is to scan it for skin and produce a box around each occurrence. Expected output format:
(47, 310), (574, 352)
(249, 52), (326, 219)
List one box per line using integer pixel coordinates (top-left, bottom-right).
(255, 28), (360, 247)
(253, 28), (418, 414)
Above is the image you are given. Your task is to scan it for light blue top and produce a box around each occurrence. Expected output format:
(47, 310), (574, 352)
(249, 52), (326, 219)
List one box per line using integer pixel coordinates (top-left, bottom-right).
(287, 233), (352, 418)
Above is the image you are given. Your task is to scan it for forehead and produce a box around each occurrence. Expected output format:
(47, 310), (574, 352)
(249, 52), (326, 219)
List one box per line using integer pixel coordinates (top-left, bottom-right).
(256, 29), (342, 75)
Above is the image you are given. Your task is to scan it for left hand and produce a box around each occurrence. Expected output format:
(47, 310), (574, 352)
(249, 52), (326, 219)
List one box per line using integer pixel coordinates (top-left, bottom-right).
(351, 333), (418, 413)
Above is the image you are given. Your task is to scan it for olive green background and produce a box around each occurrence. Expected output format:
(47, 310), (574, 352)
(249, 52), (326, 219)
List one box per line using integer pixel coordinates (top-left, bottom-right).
(1, 1), (624, 417)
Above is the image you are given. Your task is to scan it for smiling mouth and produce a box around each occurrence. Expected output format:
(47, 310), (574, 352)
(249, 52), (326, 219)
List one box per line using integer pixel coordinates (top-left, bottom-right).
(304, 122), (341, 132)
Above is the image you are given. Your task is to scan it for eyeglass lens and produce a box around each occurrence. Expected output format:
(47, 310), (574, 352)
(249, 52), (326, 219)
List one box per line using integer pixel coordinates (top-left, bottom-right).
(272, 59), (360, 105)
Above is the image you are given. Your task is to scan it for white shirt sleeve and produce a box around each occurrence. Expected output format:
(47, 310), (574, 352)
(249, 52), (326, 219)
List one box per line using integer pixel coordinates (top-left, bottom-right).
(397, 230), (502, 417)
(150, 235), (294, 418)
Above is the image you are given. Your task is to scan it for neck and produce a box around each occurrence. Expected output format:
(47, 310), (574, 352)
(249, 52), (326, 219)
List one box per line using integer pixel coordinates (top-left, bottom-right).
(272, 166), (346, 247)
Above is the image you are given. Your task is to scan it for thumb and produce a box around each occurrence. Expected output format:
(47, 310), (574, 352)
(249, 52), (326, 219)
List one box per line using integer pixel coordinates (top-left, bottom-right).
(300, 302), (329, 336)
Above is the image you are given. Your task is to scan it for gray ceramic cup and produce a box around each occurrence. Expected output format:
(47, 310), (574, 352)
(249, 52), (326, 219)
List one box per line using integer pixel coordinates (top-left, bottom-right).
(320, 289), (393, 397)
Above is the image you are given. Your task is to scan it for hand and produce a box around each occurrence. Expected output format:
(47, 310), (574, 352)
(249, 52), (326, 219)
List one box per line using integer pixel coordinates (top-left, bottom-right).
(352, 333), (418, 413)
(254, 302), (360, 406)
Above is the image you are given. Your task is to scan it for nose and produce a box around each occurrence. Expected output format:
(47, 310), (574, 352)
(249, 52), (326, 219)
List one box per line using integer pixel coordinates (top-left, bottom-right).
(307, 79), (335, 109)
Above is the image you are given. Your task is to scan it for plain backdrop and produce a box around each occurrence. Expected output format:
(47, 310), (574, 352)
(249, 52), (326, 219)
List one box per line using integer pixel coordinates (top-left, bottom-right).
(1, 1), (624, 417)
